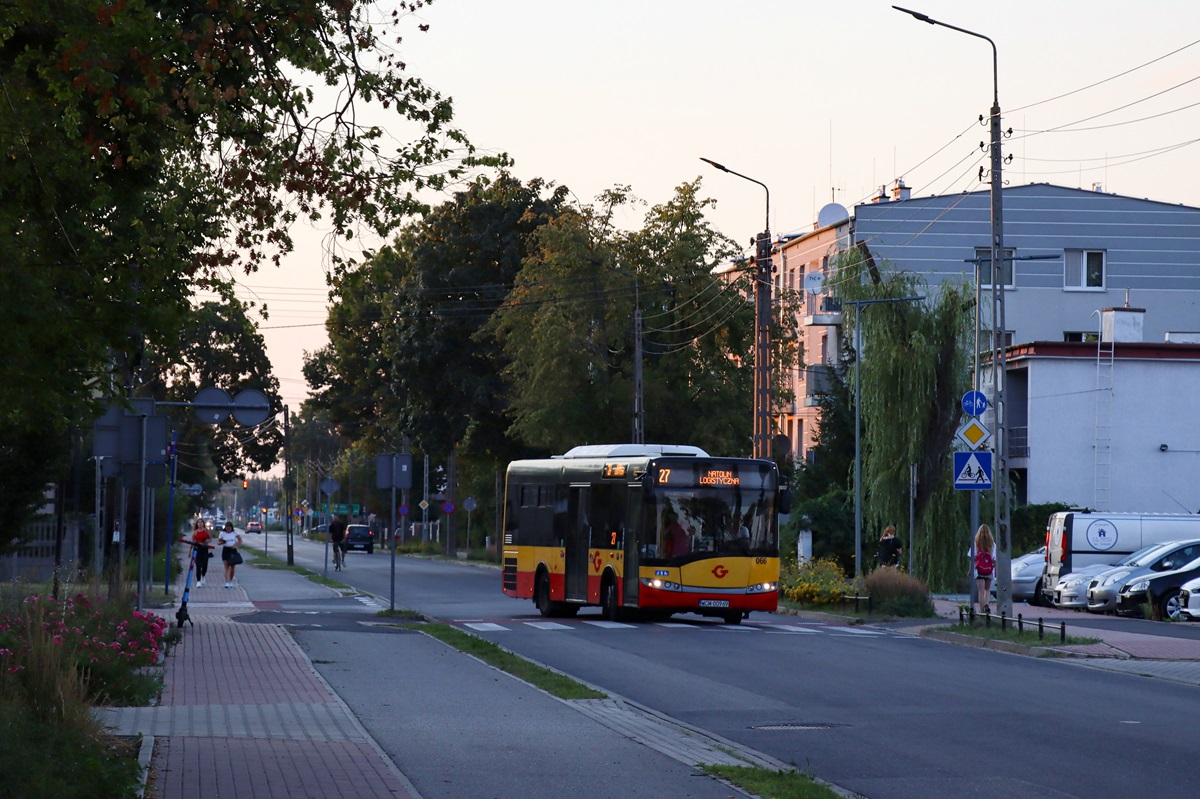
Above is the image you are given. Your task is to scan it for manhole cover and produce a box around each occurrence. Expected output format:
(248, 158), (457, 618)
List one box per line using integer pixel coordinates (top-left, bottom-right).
(752, 722), (844, 730)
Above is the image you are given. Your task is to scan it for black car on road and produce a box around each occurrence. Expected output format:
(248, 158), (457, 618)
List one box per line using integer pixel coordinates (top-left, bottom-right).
(1116, 555), (1200, 620)
(344, 524), (374, 554)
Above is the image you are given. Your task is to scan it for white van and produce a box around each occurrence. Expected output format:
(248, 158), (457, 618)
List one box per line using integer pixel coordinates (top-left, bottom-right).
(1041, 511), (1200, 605)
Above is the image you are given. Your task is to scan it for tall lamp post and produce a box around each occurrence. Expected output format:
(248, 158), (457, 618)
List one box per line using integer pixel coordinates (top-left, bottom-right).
(700, 157), (773, 460)
(896, 5), (1011, 614)
(847, 295), (922, 578)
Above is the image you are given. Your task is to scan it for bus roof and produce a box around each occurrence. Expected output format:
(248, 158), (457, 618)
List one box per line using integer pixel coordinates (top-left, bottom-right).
(558, 444), (710, 459)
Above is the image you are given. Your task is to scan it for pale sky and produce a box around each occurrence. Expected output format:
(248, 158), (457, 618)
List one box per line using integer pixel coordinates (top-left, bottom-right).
(223, 0), (1200, 410)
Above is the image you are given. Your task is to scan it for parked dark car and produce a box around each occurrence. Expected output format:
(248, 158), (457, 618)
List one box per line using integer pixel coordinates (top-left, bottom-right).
(245, 521), (263, 534)
(1116, 555), (1200, 620)
(345, 524), (374, 554)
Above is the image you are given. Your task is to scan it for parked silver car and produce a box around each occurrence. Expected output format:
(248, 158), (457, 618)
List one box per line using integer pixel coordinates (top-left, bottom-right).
(1000, 546), (1048, 605)
(1052, 543), (1176, 609)
(1086, 539), (1200, 613)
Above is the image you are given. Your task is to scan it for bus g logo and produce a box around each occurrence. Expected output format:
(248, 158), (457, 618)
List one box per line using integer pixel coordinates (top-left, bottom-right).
(712, 564), (728, 579)
(592, 552), (603, 572)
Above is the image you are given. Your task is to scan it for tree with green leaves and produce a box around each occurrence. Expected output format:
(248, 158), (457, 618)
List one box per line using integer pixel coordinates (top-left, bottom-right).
(837, 246), (975, 589)
(143, 299), (283, 486)
(1, 0), (481, 543)
(492, 179), (795, 457)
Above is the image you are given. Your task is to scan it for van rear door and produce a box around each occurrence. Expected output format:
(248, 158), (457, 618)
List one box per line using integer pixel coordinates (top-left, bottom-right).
(1043, 513), (1068, 602)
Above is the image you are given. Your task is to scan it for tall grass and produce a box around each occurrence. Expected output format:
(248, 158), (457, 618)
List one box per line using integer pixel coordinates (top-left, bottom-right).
(0, 584), (164, 798)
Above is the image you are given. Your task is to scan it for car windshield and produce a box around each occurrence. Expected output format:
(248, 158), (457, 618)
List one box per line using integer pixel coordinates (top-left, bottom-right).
(1118, 543), (1177, 567)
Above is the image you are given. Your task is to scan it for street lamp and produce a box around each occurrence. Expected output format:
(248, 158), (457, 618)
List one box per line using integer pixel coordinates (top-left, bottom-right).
(847, 295), (923, 578)
(896, 5), (1012, 614)
(700, 157), (773, 459)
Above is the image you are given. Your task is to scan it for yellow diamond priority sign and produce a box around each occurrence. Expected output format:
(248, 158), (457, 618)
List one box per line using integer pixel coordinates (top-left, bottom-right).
(956, 418), (991, 450)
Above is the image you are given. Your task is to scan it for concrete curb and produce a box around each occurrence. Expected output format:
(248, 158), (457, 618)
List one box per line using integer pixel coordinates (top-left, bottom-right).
(921, 628), (1129, 659)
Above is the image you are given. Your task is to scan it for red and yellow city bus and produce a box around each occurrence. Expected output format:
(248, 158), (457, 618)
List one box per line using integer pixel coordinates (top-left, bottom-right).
(501, 444), (790, 624)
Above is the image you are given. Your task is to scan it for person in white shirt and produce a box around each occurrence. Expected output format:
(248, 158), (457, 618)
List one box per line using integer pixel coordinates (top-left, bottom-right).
(218, 521), (243, 588)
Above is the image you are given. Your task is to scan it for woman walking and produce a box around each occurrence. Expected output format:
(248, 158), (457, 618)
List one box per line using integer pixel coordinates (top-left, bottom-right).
(218, 521), (243, 588)
(971, 524), (997, 614)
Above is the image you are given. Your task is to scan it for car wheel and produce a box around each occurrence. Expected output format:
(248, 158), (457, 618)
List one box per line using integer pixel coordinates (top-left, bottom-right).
(1160, 592), (1182, 621)
(1028, 581), (1044, 607)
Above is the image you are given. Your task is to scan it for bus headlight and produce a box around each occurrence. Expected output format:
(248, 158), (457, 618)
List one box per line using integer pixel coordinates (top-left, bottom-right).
(746, 581), (777, 594)
(643, 578), (681, 591)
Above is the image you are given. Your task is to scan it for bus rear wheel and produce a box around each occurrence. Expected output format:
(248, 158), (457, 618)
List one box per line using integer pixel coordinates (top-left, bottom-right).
(723, 611), (743, 625)
(535, 573), (554, 617)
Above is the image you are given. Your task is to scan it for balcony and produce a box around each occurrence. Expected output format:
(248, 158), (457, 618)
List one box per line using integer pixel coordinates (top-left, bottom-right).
(802, 365), (834, 407)
(1008, 426), (1029, 459)
(803, 295), (842, 327)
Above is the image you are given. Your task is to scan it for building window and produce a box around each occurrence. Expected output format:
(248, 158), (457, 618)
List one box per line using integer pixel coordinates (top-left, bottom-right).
(1064, 249), (1104, 290)
(1064, 331), (1099, 343)
(976, 247), (1014, 288)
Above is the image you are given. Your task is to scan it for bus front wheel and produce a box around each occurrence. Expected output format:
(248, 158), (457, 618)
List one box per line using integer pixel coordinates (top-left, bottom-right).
(602, 577), (624, 622)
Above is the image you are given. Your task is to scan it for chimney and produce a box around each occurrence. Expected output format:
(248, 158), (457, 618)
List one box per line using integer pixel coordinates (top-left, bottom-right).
(892, 179), (911, 202)
(872, 185), (888, 203)
(1100, 306), (1146, 343)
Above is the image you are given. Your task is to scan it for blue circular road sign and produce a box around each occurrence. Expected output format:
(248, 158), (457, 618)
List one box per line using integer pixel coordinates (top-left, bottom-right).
(961, 390), (988, 417)
(398, 504), (409, 517)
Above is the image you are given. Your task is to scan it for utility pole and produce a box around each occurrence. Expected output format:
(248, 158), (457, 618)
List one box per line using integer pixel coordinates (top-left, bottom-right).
(700, 157), (772, 459)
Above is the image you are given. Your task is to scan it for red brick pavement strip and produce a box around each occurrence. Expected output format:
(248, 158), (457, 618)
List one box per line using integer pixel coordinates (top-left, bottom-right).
(153, 737), (413, 799)
(139, 583), (421, 799)
(162, 614), (330, 707)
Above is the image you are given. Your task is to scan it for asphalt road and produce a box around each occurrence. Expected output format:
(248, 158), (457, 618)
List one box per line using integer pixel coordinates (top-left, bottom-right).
(249, 535), (1200, 799)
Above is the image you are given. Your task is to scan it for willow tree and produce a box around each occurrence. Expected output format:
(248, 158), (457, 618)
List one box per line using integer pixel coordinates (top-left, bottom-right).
(837, 246), (975, 589)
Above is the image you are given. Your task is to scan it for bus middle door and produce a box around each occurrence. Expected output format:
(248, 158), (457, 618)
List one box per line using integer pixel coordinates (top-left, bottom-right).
(565, 486), (590, 602)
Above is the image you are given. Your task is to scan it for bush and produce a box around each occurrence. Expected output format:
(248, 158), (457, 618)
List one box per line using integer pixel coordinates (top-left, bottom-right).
(863, 566), (935, 617)
(781, 557), (853, 605)
(0, 590), (152, 799)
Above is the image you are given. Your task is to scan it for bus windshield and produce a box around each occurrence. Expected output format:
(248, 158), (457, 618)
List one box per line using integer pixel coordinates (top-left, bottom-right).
(641, 460), (778, 564)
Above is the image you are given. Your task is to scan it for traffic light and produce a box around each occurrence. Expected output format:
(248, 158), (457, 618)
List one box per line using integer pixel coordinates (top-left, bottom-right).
(242, 479), (249, 490)
(261, 506), (268, 515)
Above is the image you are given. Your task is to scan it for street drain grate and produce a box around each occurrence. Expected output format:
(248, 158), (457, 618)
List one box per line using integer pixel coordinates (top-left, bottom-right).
(752, 722), (844, 731)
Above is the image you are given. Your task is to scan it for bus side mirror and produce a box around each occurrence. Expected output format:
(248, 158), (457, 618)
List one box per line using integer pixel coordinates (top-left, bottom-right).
(778, 486), (793, 515)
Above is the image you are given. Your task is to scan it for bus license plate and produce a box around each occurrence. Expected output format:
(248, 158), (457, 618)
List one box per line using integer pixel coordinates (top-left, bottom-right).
(699, 599), (729, 608)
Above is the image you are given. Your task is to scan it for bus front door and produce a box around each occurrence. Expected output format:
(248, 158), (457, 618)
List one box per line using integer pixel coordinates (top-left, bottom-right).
(565, 486), (590, 602)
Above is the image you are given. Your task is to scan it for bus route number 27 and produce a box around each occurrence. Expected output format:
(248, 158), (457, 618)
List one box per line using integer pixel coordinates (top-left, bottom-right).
(657, 469), (671, 484)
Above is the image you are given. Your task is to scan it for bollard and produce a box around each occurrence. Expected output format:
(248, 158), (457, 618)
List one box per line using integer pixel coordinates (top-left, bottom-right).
(1060, 622), (1066, 643)
(1018, 613), (1024, 634)
(1038, 618), (1044, 640)
(1001, 611), (1008, 632)
(985, 609), (991, 628)
(869, 595), (873, 614)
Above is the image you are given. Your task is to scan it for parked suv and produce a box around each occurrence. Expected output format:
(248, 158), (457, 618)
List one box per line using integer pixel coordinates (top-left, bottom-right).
(345, 524), (374, 554)
(1086, 539), (1200, 613)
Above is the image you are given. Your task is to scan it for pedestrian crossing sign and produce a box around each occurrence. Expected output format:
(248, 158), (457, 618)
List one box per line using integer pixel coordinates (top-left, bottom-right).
(953, 451), (993, 490)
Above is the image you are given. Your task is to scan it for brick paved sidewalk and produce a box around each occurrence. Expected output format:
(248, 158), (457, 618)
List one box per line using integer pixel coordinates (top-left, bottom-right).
(99, 579), (421, 799)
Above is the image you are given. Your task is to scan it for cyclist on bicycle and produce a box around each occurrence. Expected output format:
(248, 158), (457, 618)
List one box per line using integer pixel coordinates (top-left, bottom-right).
(329, 514), (348, 570)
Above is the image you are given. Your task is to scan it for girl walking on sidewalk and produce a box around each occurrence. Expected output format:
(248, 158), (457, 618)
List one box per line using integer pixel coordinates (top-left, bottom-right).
(218, 521), (243, 588)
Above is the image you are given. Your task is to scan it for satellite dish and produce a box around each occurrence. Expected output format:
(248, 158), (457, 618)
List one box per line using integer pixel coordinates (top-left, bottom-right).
(804, 271), (825, 295)
(817, 202), (849, 229)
